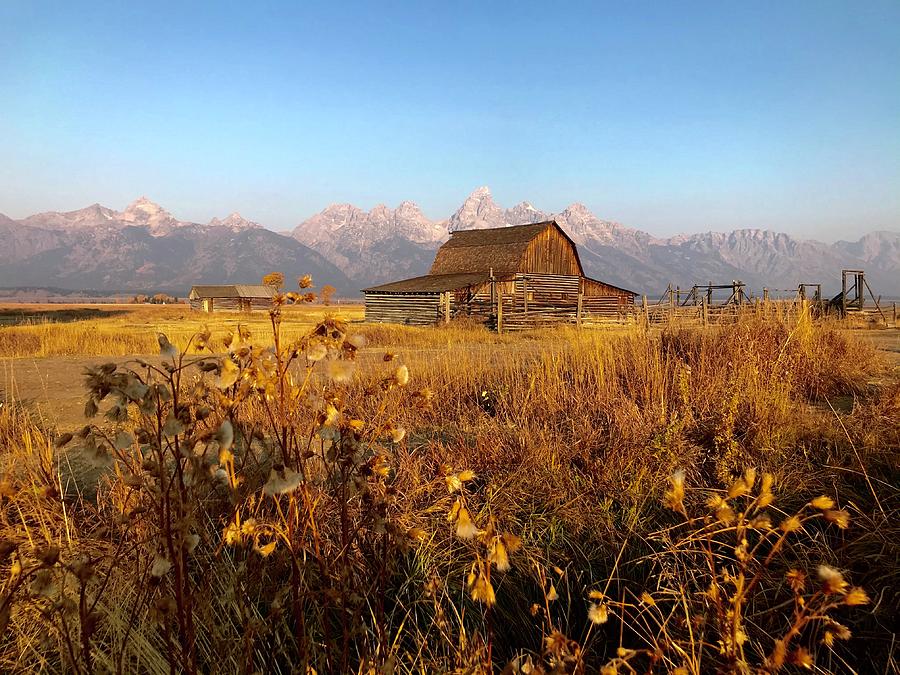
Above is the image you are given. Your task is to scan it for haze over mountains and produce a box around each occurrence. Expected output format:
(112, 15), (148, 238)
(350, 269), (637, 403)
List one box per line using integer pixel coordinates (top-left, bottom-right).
(1, 190), (897, 297)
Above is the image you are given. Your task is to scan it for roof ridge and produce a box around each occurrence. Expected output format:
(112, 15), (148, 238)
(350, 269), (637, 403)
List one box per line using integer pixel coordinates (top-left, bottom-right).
(449, 220), (556, 236)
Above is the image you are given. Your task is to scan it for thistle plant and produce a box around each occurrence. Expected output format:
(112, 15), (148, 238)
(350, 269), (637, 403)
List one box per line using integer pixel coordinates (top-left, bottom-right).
(596, 469), (869, 673)
(38, 275), (428, 673)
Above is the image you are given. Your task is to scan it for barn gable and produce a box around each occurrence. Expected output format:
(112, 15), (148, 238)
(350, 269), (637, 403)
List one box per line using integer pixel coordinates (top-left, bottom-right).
(429, 221), (584, 277)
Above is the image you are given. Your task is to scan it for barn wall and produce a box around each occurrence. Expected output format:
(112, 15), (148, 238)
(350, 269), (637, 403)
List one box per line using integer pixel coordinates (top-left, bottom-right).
(364, 292), (444, 325)
(582, 278), (635, 302)
(189, 297), (272, 312)
(521, 228), (582, 276)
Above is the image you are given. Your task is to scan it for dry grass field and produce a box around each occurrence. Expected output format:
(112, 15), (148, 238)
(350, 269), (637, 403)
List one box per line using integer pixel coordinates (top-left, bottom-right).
(1, 297), (898, 673)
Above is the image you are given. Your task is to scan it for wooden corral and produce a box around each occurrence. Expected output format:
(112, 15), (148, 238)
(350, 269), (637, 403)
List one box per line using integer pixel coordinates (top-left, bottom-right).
(364, 221), (636, 330)
(188, 285), (276, 313)
(640, 271), (896, 327)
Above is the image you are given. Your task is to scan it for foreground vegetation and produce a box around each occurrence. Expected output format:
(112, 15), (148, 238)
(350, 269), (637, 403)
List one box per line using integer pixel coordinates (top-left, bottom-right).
(0, 290), (898, 673)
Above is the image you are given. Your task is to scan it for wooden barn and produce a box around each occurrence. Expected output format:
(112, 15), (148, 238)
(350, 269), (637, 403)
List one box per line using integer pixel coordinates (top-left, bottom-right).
(363, 221), (636, 329)
(188, 284), (276, 313)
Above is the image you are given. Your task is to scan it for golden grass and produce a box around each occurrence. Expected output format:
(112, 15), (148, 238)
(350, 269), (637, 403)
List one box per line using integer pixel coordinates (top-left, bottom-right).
(0, 303), (364, 357)
(0, 307), (897, 673)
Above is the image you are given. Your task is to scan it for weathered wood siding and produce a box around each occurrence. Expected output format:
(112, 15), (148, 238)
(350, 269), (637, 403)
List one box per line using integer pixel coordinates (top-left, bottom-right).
(521, 227), (582, 276)
(364, 292), (443, 325)
(582, 278), (635, 301)
(189, 297), (273, 312)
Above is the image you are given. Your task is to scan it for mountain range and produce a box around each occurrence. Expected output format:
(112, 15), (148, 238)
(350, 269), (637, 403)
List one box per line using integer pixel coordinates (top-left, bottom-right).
(1, 190), (897, 297)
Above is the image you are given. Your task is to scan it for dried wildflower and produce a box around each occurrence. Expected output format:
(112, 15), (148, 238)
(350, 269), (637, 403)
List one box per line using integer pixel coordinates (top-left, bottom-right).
(447, 499), (461, 522)
(255, 540), (276, 557)
(727, 477), (749, 499)
(758, 473), (776, 507)
(218, 358), (239, 388)
(546, 583), (559, 601)
(707, 494), (725, 510)
(503, 533), (522, 554)
(150, 555), (172, 578)
(263, 468), (304, 496)
(467, 563), (495, 606)
(810, 495), (835, 510)
(715, 504), (737, 524)
(223, 522), (242, 546)
(663, 469), (686, 515)
(818, 565), (848, 594)
(455, 507), (479, 539)
(750, 514), (772, 529)
(390, 426), (406, 443)
(445, 474), (462, 492)
(823, 509), (850, 529)
(306, 342), (327, 362)
(157, 333), (177, 359)
(786, 569), (807, 593)
(743, 467), (757, 488)
(298, 274), (313, 289)
(640, 591), (656, 606)
(780, 515), (803, 533)
(184, 533), (200, 553)
(844, 587), (869, 605)
(394, 365), (409, 386)
(788, 647), (813, 668)
(588, 602), (609, 624)
(488, 538), (510, 571)
(829, 622), (852, 641)
(407, 527), (427, 542)
(457, 469), (476, 482)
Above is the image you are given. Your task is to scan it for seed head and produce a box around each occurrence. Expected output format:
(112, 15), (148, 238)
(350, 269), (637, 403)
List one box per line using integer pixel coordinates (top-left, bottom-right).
(810, 495), (835, 510)
(588, 602), (609, 624)
(843, 587), (869, 606)
(817, 565), (848, 594)
(823, 509), (850, 529)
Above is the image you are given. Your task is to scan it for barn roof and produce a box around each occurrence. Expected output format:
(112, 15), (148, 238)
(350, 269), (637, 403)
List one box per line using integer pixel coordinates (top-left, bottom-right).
(429, 221), (584, 276)
(363, 271), (501, 294)
(189, 284), (277, 299)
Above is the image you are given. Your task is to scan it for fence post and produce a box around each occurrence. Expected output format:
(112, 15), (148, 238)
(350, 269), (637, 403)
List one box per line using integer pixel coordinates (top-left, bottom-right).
(443, 291), (451, 324)
(669, 285), (676, 322)
(576, 290), (583, 328)
(496, 285), (503, 334)
(893, 302), (897, 326)
(642, 295), (649, 325)
(702, 297), (708, 326)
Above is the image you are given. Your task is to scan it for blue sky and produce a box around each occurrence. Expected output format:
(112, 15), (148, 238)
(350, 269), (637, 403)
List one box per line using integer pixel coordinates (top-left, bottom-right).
(1, 0), (898, 239)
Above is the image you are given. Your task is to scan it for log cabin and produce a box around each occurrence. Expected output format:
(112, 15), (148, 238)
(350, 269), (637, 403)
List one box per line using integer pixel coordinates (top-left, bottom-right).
(363, 221), (636, 329)
(188, 284), (276, 313)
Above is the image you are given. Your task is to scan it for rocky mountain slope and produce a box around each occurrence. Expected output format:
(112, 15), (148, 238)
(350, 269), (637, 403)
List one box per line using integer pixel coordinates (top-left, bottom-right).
(292, 186), (899, 296)
(1, 191), (897, 296)
(0, 198), (350, 294)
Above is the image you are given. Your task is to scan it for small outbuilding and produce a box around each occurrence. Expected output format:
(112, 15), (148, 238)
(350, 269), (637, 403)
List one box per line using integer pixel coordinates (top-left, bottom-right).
(188, 284), (276, 313)
(363, 221), (636, 329)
